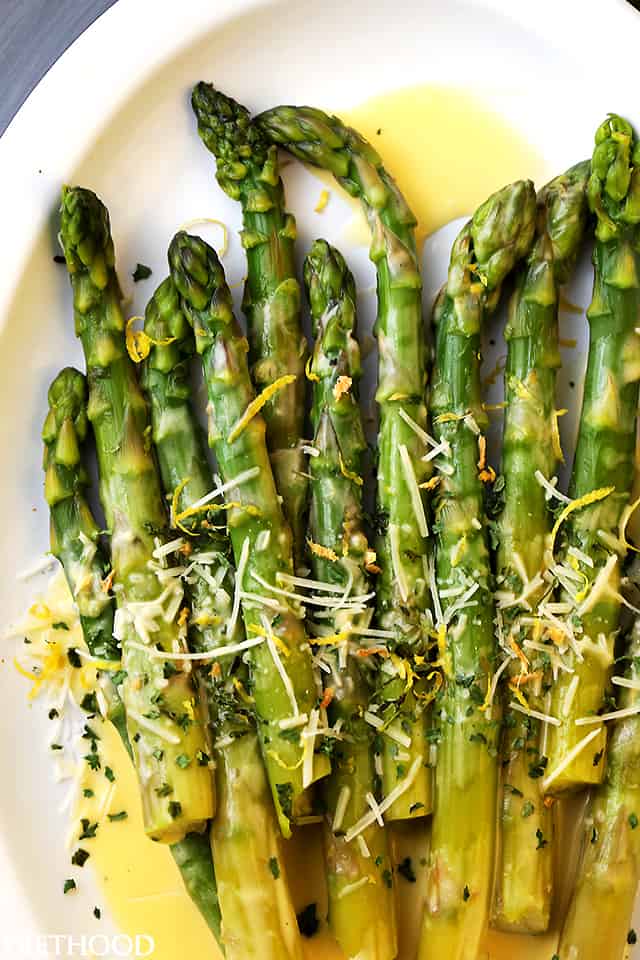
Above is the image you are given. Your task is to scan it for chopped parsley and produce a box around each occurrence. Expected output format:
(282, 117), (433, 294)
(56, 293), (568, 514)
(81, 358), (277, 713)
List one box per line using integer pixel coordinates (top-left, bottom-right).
(630, 812), (639, 830)
(67, 647), (82, 668)
(504, 784), (523, 797)
(297, 903), (319, 938)
(48, 708), (59, 720)
(63, 879), (76, 894)
(79, 819), (98, 840)
(51, 743), (63, 751)
(93, 906), (101, 920)
(83, 789), (94, 799)
(107, 811), (128, 822)
(168, 801), (182, 819)
(536, 829), (548, 850)
(593, 748), (604, 767)
(463, 885), (470, 902)
(521, 801), (535, 818)
(104, 766), (116, 783)
(276, 782), (294, 821)
(397, 857), (416, 883)
(176, 754), (191, 769)
(132, 263), (153, 282)
(528, 756), (548, 779)
(53, 255), (66, 265)
(152, 748), (165, 762)
(382, 869), (393, 889)
(409, 802), (424, 814)
(52, 621), (69, 631)
(196, 750), (210, 766)
(81, 693), (98, 714)
(629, 929), (637, 945)
(71, 849), (90, 867)
(269, 856), (281, 879)
(112, 670), (127, 686)
(155, 783), (173, 797)
(85, 751), (101, 771)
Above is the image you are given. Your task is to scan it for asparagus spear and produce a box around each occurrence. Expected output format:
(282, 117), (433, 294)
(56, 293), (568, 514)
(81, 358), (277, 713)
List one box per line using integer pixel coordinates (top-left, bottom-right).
(419, 180), (536, 960)
(168, 231), (330, 837)
(191, 85), (308, 568)
(43, 366), (223, 940)
(142, 276), (303, 960)
(59, 187), (213, 844)
(545, 116), (640, 793)
(258, 105), (432, 819)
(557, 564), (640, 960)
(303, 239), (397, 960)
(492, 161), (591, 934)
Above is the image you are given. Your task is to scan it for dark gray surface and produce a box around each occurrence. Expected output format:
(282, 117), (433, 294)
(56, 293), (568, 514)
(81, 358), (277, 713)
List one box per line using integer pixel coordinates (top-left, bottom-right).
(1, 0), (118, 136)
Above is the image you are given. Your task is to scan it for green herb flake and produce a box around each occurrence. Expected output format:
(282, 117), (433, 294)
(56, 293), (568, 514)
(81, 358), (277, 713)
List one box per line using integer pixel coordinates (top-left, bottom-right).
(536, 828), (548, 850)
(52, 621), (69, 631)
(196, 750), (210, 766)
(67, 648), (82, 668)
(85, 752), (100, 771)
(397, 857), (416, 883)
(71, 849), (90, 867)
(275, 782), (294, 821)
(409, 802), (424, 814)
(93, 906), (101, 920)
(63, 879), (76, 895)
(269, 856), (281, 879)
(630, 813), (639, 830)
(176, 754), (191, 769)
(104, 766), (116, 783)
(79, 819), (98, 840)
(168, 801), (182, 819)
(628, 929), (637, 945)
(80, 693), (98, 714)
(132, 263), (153, 282)
(48, 708), (59, 720)
(528, 756), (548, 779)
(155, 783), (173, 798)
(521, 801), (535, 818)
(107, 811), (128, 822)
(382, 869), (393, 889)
(83, 788), (94, 798)
(297, 903), (319, 938)
(112, 670), (128, 686)
(463, 885), (471, 902)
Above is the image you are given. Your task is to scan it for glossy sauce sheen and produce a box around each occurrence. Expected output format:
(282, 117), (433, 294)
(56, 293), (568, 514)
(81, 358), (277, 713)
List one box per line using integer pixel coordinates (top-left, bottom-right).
(89, 85), (561, 960)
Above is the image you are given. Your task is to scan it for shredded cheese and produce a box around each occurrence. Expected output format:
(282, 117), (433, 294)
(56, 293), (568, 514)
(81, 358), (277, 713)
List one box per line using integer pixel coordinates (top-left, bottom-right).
(262, 614), (299, 718)
(365, 792), (384, 826)
(332, 785), (351, 832)
(302, 708), (320, 789)
(576, 705), (640, 726)
(337, 877), (372, 900)
(344, 757), (422, 842)
(509, 701), (561, 727)
(541, 727), (603, 792)
(399, 444), (429, 538)
(389, 523), (409, 603)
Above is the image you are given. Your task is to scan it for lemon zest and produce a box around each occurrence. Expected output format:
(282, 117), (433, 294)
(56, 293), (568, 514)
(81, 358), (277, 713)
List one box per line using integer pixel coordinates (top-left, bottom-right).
(125, 316), (176, 364)
(305, 356), (319, 382)
(338, 452), (363, 486)
(619, 493), (640, 553)
(266, 749), (304, 771)
(550, 486), (615, 554)
(307, 539), (338, 563)
(314, 190), (330, 213)
(551, 408), (568, 464)
(228, 375), (296, 443)
(179, 218), (228, 258)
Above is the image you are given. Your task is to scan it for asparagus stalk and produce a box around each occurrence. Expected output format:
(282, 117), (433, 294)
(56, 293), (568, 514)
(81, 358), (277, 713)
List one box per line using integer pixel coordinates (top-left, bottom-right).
(492, 161), (591, 934)
(142, 277), (303, 960)
(191, 85), (308, 568)
(168, 231), (330, 837)
(59, 187), (214, 844)
(546, 116), (640, 793)
(258, 105), (432, 819)
(43, 366), (223, 940)
(557, 565), (640, 960)
(419, 180), (536, 960)
(303, 239), (397, 960)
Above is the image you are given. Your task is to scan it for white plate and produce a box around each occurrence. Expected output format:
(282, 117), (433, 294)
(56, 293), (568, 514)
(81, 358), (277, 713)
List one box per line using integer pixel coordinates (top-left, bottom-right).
(1, 0), (639, 953)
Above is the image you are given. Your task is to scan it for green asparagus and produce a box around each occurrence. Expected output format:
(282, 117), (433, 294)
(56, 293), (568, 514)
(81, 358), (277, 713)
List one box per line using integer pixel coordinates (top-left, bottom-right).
(59, 187), (213, 844)
(168, 231), (330, 837)
(191, 84), (308, 568)
(546, 116), (640, 793)
(43, 366), (223, 940)
(492, 161), (591, 934)
(558, 561), (640, 960)
(257, 105), (432, 819)
(419, 180), (536, 960)
(142, 276), (303, 960)
(304, 239), (397, 960)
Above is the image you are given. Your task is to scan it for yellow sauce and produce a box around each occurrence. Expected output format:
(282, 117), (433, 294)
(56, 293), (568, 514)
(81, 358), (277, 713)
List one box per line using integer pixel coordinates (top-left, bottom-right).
(81, 85), (552, 959)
